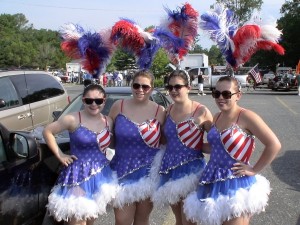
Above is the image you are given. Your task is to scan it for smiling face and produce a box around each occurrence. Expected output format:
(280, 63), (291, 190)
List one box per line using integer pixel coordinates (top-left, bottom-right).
(131, 75), (153, 101)
(214, 79), (241, 111)
(168, 76), (190, 102)
(82, 87), (105, 116)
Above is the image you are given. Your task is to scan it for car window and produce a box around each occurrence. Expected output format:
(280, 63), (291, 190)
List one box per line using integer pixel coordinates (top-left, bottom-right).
(151, 91), (167, 108)
(0, 77), (20, 110)
(102, 94), (132, 115)
(10, 73), (65, 104)
(0, 134), (7, 162)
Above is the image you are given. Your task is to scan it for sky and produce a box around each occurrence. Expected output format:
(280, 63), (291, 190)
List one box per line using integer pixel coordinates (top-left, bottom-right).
(0, 0), (286, 48)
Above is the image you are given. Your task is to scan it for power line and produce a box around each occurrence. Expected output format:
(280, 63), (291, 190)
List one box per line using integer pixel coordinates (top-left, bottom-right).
(3, 1), (161, 13)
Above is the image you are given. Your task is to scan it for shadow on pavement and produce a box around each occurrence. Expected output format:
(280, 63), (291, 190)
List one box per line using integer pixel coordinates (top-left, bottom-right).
(271, 150), (300, 192)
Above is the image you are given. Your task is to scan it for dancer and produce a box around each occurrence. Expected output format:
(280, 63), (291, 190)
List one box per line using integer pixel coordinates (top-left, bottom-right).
(152, 70), (213, 225)
(109, 70), (166, 225)
(184, 76), (281, 225)
(43, 84), (118, 225)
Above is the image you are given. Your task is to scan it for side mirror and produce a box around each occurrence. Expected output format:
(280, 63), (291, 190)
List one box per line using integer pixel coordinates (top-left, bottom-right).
(0, 99), (6, 108)
(9, 132), (39, 159)
(52, 110), (62, 120)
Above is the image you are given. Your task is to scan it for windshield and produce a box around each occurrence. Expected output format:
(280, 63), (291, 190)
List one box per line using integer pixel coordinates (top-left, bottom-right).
(57, 93), (133, 120)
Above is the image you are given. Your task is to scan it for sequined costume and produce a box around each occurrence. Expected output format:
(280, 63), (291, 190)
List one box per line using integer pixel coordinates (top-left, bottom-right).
(47, 112), (118, 222)
(184, 110), (270, 225)
(152, 104), (206, 206)
(110, 100), (163, 208)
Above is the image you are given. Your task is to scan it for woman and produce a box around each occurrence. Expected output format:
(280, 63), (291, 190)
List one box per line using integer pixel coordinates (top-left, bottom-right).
(184, 76), (281, 225)
(152, 70), (213, 225)
(43, 84), (118, 225)
(108, 70), (166, 225)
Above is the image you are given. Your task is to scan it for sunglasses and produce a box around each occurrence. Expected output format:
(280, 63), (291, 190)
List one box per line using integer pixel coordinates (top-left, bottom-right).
(165, 84), (187, 92)
(132, 83), (151, 91)
(83, 98), (105, 105)
(212, 90), (239, 99)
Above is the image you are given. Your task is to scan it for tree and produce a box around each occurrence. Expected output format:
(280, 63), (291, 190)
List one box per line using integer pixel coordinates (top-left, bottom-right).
(151, 49), (169, 78)
(277, 0), (300, 67)
(215, 0), (263, 25)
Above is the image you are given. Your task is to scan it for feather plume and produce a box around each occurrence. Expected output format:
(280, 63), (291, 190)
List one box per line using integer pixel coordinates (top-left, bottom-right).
(111, 19), (160, 69)
(59, 23), (115, 78)
(200, 4), (285, 68)
(156, 3), (199, 65)
(199, 4), (238, 67)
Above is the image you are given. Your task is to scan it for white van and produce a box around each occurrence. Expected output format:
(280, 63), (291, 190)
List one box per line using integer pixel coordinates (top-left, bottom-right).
(0, 70), (69, 131)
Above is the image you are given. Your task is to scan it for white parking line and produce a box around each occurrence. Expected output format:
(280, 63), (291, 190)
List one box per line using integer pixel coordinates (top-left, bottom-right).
(276, 96), (298, 115)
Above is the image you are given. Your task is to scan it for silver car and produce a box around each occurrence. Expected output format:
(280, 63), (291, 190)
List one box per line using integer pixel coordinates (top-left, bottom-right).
(0, 70), (69, 131)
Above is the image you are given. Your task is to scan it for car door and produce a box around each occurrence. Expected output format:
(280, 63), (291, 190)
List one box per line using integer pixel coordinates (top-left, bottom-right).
(0, 124), (42, 225)
(0, 76), (33, 131)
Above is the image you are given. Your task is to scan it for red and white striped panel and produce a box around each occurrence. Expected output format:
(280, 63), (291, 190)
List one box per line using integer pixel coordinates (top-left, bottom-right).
(97, 128), (111, 153)
(177, 120), (203, 150)
(138, 119), (161, 148)
(220, 127), (255, 163)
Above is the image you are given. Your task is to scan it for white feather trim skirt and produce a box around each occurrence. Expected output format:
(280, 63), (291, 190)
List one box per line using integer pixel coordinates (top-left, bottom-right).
(152, 157), (206, 207)
(46, 165), (118, 222)
(183, 174), (270, 225)
(112, 149), (164, 208)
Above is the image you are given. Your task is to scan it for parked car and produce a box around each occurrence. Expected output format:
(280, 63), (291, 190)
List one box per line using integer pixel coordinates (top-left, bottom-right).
(268, 74), (291, 91)
(262, 72), (275, 84)
(0, 123), (56, 224)
(0, 87), (171, 225)
(53, 86), (171, 119)
(0, 70), (70, 131)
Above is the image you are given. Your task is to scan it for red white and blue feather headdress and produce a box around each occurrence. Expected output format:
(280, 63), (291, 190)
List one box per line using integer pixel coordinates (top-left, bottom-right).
(200, 4), (285, 69)
(110, 18), (160, 70)
(59, 23), (115, 78)
(154, 3), (199, 67)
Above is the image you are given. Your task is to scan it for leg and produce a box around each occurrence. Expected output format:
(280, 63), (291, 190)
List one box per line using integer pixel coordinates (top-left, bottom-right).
(171, 203), (183, 225)
(171, 201), (196, 225)
(114, 203), (136, 225)
(223, 215), (250, 225)
(133, 198), (153, 225)
(67, 218), (87, 225)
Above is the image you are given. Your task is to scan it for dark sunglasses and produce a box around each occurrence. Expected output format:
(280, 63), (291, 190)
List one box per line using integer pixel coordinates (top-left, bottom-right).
(212, 90), (239, 99)
(165, 84), (187, 91)
(132, 83), (151, 91)
(83, 98), (105, 105)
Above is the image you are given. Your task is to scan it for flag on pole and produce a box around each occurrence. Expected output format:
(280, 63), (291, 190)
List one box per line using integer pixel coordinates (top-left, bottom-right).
(248, 64), (262, 84)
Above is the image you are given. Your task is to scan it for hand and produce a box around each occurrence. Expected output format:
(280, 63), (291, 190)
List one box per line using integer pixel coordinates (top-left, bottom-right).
(58, 152), (78, 167)
(231, 162), (256, 177)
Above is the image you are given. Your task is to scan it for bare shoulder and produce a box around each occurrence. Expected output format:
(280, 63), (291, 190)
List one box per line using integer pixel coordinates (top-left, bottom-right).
(108, 99), (123, 119)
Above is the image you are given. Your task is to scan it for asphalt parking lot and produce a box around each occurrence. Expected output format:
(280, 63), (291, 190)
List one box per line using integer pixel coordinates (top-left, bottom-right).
(64, 84), (300, 225)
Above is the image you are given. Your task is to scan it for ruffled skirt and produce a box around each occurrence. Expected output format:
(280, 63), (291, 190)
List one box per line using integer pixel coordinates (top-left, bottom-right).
(47, 165), (118, 222)
(152, 157), (206, 206)
(183, 174), (270, 225)
(112, 149), (164, 208)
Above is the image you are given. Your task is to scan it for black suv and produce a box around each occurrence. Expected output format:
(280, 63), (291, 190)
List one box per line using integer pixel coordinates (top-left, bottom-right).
(0, 123), (65, 225)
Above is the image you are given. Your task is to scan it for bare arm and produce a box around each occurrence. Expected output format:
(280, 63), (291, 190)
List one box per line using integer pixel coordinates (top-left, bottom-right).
(42, 114), (78, 166)
(232, 110), (281, 176)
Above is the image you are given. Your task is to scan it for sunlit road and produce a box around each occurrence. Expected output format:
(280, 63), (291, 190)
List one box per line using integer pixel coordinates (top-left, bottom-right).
(65, 84), (300, 225)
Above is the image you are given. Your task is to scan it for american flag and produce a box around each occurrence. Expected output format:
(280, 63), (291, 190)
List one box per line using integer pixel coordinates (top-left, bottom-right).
(248, 64), (262, 84)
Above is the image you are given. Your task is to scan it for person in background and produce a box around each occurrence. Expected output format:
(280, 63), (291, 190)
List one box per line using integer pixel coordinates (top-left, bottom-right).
(295, 73), (300, 96)
(117, 72), (123, 87)
(184, 76), (281, 225)
(43, 84), (118, 225)
(109, 70), (166, 225)
(197, 71), (206, 96)
(152, 70), (213, 225)
(103, 72), (108, 87)
(126, 72), (132, 86)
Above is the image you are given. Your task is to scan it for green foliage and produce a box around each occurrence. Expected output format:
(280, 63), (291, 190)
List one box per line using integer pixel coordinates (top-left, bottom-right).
(151, 49), (170, 78)
(0, 13), (67, 69)
(154, 78), (164, 88)
(215, 0), (263, 25)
